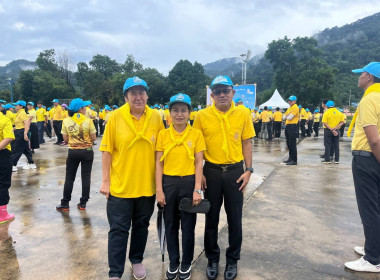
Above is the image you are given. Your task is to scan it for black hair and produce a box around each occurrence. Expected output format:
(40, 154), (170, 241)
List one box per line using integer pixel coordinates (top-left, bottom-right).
(169, 103), (191, 111)
(1, 108), (5, 115)
(276, 107), (280, 111)
(37, 101), (43, 104)
(264, 106), (268, 110)
(68, 110), (75, 117)
(322, 100), (329, 105)
(374, 76), (380, 83)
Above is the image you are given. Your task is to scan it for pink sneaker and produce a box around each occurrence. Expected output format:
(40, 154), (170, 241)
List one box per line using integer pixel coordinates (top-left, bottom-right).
(130, 263), (146, 279)
(0, 205), (15, 224)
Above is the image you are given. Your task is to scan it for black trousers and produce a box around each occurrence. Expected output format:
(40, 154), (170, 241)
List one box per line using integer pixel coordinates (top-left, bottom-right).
(163, 175), (197, 268)
(0, 150), (12, 206)
(62, 149), (94, 203)
(204, 163), (244, 265)
(29, 122), (39, 150)
(267, 122), (273, 140)
(99, 119), (104, 135)
(274, 121), (282, 138)
(45, 120), (52, 138)
(285, 124), (297, 162)
(253, 122), (260, 137)
(353, 154), (380, 265)
(307, 120), (313, 136)
(261, 123), (268, 139)
(11, 129), (34, 166)
(324, 129), (339, 162)
(313, 122), (320, 136)
(53, 120), (63, 143)
(107, 195), (155, 278)
(340, 123), (346, 137)
(94, 120), (99, 137)
(37, 121), (45, 143)
(300, 119), (306, 137)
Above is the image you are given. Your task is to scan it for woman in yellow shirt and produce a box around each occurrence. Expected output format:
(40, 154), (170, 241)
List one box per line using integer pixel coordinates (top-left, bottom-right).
(156, 93), (205, 280)
(56, 99), (96, 211)
(0, 102), (15, 224)
(11, 101), (36, 170)
(27, 102), (40, 152)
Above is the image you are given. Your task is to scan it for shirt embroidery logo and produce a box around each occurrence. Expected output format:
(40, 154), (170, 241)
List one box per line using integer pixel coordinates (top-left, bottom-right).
(133, 77), (142, 83)
(234, 131), (239, 141)
(151, 134), (156, 142)
(213, 76), (228, 84)
(187, 140), (193, 149)
(176, 94), (185, 100)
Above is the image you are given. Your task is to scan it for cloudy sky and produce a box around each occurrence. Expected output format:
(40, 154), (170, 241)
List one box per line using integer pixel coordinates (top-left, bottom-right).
(0, 0), (378, 74)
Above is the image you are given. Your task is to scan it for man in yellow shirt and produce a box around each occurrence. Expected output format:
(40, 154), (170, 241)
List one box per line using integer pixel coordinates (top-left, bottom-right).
(345, 62), (380, 273)
(339, 109), (347, 137)
(260, 106), (271, 140)
(299, 105), (307, 137)
(0, 101), (15, 224)
(321, 100), (344, 164)
(305, 109), (313, 137)
(36, 101), (48, 144)
(283, 96), (299, 165)
(251, 107), (260, 139)
(99, 76), (164, 279)
(52, 99), (64, 145)
(98, 108), (105, 136)
(4, 104), (15, 125)
(193, 75), (255, 280)
(273, 107), (283, 139)
(313, 109), (321, 137)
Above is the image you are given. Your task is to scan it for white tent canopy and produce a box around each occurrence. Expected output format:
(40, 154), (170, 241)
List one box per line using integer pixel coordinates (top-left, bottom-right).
(259, 89), (289, 109)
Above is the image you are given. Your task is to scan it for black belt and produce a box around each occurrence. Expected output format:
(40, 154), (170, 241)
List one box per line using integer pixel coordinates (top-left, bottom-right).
(205, 161), (243, 172)
(352, 150), (372, 157)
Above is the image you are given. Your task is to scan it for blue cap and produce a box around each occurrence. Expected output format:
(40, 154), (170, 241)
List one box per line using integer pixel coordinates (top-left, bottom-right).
(298, 105), (302, 108)
(4, 104), (14, 109)
(352, 62), (380, 79)
(314, 109), (319, 113)
(105, 105), (111, 111)
(288, 95), (297, 101)
(91, 107), (95, 110)
(167, 93), (191, 107)
(27, 101), (34, 106)
(254, 107), (258, 110)
(123, 76), (149, 93)
(339, 109), (343, 112)
(0, 99), (6, 103)
(69, 98), (87, 112)
(154, 104), (159, 108)
(165, 105), (169, 109)
(194, 108), (198, 111)
(210, 75), (233, 89)
(268, 106), (272, 109)
(112, 105), (118, 109)
(12, 100), (26, 107)
(234, 98), (243, 103)
(47, 107), (51, 111)
(150, 106), (154, 108)
(326, 100), (335, 108)
(306, 108), (310, 112)
(52, 99), (59, 103)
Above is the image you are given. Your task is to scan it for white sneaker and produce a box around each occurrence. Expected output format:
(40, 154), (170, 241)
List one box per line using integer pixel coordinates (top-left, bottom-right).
(345, 257), (380, 272)
(355, 246), (365, 256)
(29, 163), (37, 169)
(23, 164), (31, 170)
(12, 166), (17, 172)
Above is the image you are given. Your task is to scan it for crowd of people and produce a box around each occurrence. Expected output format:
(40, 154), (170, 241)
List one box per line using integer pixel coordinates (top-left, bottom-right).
(0, 62), (380, 279)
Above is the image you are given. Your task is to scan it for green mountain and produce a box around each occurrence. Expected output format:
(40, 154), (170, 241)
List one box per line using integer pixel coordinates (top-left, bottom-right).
(0, 59), (36, 90)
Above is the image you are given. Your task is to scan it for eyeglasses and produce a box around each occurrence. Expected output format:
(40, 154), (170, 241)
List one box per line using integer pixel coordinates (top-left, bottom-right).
(171, 109), (189, 114)
(212, 88), (232, 95)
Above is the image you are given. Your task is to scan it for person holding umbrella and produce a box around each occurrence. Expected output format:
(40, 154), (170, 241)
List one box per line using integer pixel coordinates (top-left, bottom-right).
(156, 93), (205, 280)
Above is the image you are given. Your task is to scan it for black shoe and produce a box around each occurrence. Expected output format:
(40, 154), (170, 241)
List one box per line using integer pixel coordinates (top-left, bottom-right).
(224, 264), (237, 280)
(77, 201), (87, 210)
(319, 155), (325, 158)
(166, 265), (179, 280)
(56, 202), (69, 211)
(179, 265), (191, 280)
(286, 161), (297, 165)
(206, 262), (218, 280)
(283, 158), (291, 163)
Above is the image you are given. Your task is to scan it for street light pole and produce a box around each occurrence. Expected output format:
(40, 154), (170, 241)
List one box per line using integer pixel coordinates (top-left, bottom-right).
(8, 78), (14, 103)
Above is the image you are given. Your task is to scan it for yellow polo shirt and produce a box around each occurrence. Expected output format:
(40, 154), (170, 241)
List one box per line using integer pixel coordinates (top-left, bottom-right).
(189, 111), (196, 121)
(100, 103), (164, 198)
(0, 114), (15, 151)
(28, 108), (37, 123)
(53, 105), (63, 121)
(193, 103), (255, 164)
(62, 113), (96, 149)
(285, 104), (299, 125)
(99, 110), (105, 120)
(5, 110), (15, 125)
(36, 108), (47, 122)
(314, 113), (321, 122)
(159, 109), (165, 120)
(273, 111), (283, 122)
(49, 108), (54, 120)
(164, 109), (172, 125)
(156, 125), (206, 176)
(307, 112), (312, 120)
(252, 111), (259, 123)
(62, 110), (69, 119)
(322, 108), (344, 128)
(352, 87), (380, 152)
(260, 111), (270, 123)
(300, 108), (307, 120)
(343, 113), (347, 124)
(14, 109), (28, 129)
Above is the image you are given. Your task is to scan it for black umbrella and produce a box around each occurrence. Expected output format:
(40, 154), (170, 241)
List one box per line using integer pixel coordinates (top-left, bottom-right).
(156, 203), (166, 262)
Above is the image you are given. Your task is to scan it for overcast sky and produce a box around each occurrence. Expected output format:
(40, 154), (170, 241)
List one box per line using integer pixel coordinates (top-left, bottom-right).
(0, 0), (378, 74)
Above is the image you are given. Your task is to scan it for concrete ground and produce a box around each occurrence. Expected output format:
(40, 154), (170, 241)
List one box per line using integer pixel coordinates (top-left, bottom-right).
(0, 133), (375, 279)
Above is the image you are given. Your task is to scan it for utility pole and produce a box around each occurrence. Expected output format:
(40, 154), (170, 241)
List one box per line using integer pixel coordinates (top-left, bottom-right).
(240, 50), (251, 85)
(348, 90), (352, 112)
(8, 78), (14, 103)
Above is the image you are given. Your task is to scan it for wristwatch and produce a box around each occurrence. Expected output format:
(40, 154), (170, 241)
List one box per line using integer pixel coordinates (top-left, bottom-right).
(245, 167), (254, 173)
(194, 189), (203, 194)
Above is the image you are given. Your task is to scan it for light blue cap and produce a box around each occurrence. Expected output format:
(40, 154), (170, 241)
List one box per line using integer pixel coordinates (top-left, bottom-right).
(234, 98), (243, 103)
(154, 104), (159, 108)
(112, 105), (118, 109)
(165, 105), (169, 109)
(194, 108), (198, 111)
(352, 62), (380, 79)
(123, 76), (149, 93)
(150, 106), (154, 108)
(288, 95), (297, 101)
(210, 75), (233, 89)
(314, 109), (319, 113)
(68, 98), (87, 112)
(306, 108), (310, 112)
(268, 106), (272, 109)
(12, 100), (26, 107)
(4, 104), (14, 109)
(326, 100), (335, 108)
(27, 101), (34, 106)
(298, 105), (302, 108)
(105, 105), (112, 111)
(91, 107), (95, 110)
(0, 99), (6, 103)
(52, 99), (59, 103)
(339, 109), (343, 112)
(254, 107), (258, 110)
(167, 93), (191, 107)
(47, 107), (51, 111)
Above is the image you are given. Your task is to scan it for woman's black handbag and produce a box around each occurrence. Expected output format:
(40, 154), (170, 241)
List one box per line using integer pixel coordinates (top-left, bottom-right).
(179, 198), (211, 214)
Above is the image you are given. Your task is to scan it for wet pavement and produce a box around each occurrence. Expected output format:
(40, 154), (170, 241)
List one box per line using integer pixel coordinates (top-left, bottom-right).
(0, 133), (375, 279)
